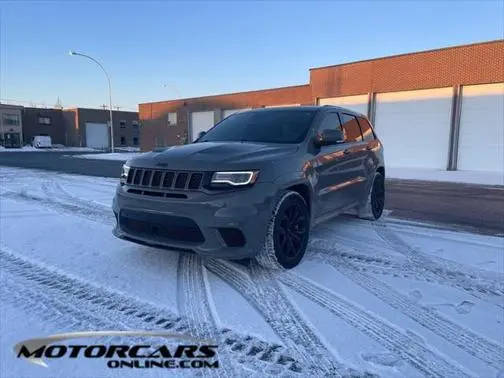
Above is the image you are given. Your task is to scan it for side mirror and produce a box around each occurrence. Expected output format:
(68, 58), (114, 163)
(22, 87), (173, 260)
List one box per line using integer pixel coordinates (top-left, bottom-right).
(194, 131), (207, 143)
(314, 128), (345, 147)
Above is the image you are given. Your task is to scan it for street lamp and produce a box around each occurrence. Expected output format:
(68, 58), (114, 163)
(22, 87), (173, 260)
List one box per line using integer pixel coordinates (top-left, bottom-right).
(69, 50), (115, 152)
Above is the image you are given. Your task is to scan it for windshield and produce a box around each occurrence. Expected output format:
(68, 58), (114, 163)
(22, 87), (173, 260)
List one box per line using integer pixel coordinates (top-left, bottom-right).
(198, 110), (316, 144)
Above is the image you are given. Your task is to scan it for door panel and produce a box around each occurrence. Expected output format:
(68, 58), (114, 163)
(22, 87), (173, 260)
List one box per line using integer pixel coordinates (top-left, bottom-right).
(340, 113), (368, 200)
(312, 112), (364, 215)
(374, 87), (452, 169)
(190, 111), (215, 141)
(314, 143), (357, 215)
(85, 123), (109, 149)
(458, 83), (504, 172)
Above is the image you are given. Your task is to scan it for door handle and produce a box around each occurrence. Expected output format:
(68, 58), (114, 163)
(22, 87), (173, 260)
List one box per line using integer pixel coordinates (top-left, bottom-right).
(343, 149), (351, 155)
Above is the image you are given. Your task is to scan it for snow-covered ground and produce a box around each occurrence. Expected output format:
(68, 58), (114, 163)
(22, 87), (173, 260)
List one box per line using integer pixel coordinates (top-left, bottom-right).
(0, 166), (503, 377)
(388, 167), (504, 186)
(71, 152), (143, 161)
(0, 146), (97, 153)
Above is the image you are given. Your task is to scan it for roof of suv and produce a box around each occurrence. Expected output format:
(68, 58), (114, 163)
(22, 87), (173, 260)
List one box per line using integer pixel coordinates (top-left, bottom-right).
(245, 105), (366, 117)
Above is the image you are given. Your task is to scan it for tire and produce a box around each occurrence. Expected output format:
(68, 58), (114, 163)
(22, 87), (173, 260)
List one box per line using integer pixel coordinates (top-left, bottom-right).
(358, 171), (385, 220)
(256, 191), (310, 270)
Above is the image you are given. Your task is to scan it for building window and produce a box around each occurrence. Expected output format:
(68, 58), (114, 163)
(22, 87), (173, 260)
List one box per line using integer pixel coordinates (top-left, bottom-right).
(168, 112), (177, 126)
(132, 120), (139, 129)
(38, 116), (52, 125)
(120, 120), (126, 128)
(120, 136), (126, 145)
(133, 137), (138, 146)
(2, 114), (20, 126)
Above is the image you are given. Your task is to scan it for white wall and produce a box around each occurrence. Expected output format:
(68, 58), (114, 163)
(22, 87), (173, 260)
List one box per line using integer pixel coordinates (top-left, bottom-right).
(457, 83), (504, 173)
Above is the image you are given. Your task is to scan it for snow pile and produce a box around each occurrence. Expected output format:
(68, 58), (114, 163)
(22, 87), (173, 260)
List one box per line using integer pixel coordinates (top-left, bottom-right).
(0, 146), (98, 152)
(71, 152), (143, 161)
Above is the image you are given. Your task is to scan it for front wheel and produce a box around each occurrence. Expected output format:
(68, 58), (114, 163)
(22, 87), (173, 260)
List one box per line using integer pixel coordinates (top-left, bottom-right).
(358, 171), (385, 220)
(256, 191), (310, 270)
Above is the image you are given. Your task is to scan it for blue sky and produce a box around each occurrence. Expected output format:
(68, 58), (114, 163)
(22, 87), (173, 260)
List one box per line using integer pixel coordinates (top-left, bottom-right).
(0, 1), (502, 111)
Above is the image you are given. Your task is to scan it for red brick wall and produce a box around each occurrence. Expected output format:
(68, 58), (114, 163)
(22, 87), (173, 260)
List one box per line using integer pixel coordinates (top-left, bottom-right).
(139, 40), (504, 151)
(310, 40), (504, 101)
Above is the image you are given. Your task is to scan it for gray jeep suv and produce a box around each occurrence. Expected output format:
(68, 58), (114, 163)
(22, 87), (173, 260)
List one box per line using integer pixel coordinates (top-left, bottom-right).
(113, 106), (385, 269)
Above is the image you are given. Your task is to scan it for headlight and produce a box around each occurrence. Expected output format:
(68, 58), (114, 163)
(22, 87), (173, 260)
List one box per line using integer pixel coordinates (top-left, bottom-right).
(211, 171), (259, 187)
(120, 164), (130, 183)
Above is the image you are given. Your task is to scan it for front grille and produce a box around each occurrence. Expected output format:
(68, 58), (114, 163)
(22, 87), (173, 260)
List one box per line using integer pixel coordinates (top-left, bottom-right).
(120, 209), (205, 244)
(126, 168), (205, 191)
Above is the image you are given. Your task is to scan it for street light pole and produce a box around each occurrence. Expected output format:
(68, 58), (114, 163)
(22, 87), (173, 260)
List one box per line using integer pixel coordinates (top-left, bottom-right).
(69, 50), (115, 152)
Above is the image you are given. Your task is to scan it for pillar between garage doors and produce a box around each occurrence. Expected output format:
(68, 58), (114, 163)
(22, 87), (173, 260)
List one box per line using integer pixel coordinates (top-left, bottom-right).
(447, 85), (462, 171)
(367, 92), (376, 125)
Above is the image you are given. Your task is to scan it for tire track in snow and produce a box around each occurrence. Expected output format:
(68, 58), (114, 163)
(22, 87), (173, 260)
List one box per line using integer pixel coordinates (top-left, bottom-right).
(3, 171), (494, 375)
(41, 179), (113, 218)
(278, 272), (472, 378)
(177, 253), (237, 377)
(372, 222), (504, 307)
(48, 178), (238, 376)
(3, 181), (315, 374)
(0, 247), (304, 376)
(310, 224), (504, 307)
(204, 259), (366, 377)
(1, 278), (123, 378)
(310, 246), (504, 371)
(44, 179), (112, 212)
(2, 189), (113, 226)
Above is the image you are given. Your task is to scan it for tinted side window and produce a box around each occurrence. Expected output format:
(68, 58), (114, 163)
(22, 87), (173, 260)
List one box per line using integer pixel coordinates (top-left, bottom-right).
(357, 117), (375, 142)
(340, 113), (362, 142)
(318, 112), (342, 132)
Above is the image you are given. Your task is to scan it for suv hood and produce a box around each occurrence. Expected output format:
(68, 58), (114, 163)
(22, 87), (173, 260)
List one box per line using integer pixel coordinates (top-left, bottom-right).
(128, 141), (299, 171)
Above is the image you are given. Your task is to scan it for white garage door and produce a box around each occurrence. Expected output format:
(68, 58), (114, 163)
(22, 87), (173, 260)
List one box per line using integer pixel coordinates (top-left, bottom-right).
(457, 83), (504, 173)
(375, 88), (453, 169)
(85, 122), (109, 149)
(190, 111), (215, 141)
(319, 94), (369, 115)
(222, 108), (251, 118)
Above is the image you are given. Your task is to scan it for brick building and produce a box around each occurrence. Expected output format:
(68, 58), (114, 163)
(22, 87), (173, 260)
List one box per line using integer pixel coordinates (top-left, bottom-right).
(22, 107), (67, 145)
(64, 108), (139, 148)
(0, 104), (23, 147)
(12, 107), (139, 149)
(139, 40), (503, 173)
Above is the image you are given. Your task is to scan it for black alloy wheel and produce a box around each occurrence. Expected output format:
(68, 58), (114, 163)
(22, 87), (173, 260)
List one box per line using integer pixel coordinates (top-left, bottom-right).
(273, 194), (310, 269)
(371, 173), (385, 219)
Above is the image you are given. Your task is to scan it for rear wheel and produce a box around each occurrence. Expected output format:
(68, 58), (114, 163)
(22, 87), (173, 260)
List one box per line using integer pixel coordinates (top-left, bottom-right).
(256, 191), (310, 270)
(358, 172), (385, 220)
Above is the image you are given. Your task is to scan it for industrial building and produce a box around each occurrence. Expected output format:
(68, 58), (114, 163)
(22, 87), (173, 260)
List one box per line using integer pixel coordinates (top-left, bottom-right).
(0, 105), (139, 149)
(139, 40), (504, 174)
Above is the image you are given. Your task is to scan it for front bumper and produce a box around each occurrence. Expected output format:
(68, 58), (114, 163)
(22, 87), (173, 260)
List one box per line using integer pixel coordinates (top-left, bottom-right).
(112, 182), (276, 259)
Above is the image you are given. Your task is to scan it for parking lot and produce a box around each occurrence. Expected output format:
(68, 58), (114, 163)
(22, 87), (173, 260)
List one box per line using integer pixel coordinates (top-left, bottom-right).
(1, 157), (502, 377)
